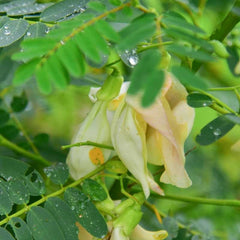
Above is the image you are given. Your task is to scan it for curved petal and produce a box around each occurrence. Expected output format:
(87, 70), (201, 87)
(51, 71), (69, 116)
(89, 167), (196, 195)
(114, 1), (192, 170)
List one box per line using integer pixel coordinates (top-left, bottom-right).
(130, 225), (168, 240)
(127, 78), (194, 188)
(67, 101), (112, 180)
(111, 100), (163, 197)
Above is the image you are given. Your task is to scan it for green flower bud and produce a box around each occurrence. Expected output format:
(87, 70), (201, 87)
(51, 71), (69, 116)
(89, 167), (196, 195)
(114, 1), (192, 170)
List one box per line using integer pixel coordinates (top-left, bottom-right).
(211, 40), (229, 58)
(96, 69), (123, 101)
(105, 156), (128, 174)
(114, 203), (143, 236)
(115, 193), (145, 215)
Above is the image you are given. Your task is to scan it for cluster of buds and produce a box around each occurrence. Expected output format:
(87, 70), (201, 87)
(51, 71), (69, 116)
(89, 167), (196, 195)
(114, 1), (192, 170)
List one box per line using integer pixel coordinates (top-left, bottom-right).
(77, 192), (168, 240)
(67, 70), (195, 198)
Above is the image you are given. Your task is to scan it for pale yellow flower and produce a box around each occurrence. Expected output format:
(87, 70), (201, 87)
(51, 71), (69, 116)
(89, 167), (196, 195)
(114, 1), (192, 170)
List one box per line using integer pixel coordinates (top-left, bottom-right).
(67, 100), (112, 180)
(127, 74), (195, 188)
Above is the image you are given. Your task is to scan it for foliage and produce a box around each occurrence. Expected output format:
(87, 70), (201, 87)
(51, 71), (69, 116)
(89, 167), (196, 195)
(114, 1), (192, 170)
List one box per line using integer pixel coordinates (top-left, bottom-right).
(0, 0), (240, 239)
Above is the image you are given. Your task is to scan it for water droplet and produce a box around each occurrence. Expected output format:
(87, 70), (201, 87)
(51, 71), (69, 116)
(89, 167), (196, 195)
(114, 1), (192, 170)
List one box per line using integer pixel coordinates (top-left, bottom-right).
(60, 40), (65, 45)
(4, 26), (8, 29)
(119, 48), (139, 68)
(202, 103), (207, 107)
(213, 128), (221, 136)
(209, 126), (213, 130)
(26, 32), (31, 36)
(128, 55), (138, 66)
(4, 30), (11, 36)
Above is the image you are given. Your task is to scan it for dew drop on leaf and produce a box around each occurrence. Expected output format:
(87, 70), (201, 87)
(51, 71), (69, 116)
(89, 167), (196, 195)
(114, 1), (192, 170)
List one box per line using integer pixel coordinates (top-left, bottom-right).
(213, 128), (221, 136)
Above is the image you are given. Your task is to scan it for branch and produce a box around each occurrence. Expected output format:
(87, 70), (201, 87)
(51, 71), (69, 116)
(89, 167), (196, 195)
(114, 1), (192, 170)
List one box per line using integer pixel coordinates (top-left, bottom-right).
(0, 135), (50, 166)
(153, 193), (240, 207)
(0, 164), (105, 226)
(61, 141), (114, 150)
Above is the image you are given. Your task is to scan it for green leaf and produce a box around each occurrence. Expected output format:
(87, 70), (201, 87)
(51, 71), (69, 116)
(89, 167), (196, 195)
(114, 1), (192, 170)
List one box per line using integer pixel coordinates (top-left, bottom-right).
(8, 217), (33, 240)
(0, 125), (19, 140)
(7, 3), (51, 16)
(0, 19), (29, 47)
(12, 38), (56, 61)
(0, 109), (10, 126)
(75, 31), (101, 63)
(12, 58), (40, 85)
(85, 25), (109, 55)
(162, 217), (179, 240)
(187, 93), (213, 108)
(40, 0), (88, 22)
(128, 50), (161, 95)
(164, 28), (213, 51)
(0, 182), (13, 215)
(11, 94), (28, 112)
(56, 40), (85, 77)
(35, 64), (52, 94)
(0, 0), (35, 13)
(25, 23), (48, 39)
(27, 206), (65, 240)
(162, 12), (205, 35)
(196, 114), (236, 145)
(141, 70), (165, 107)
(0, 156), (29, 179)
(0, 228), (15, 240)
(44, 162), (69, 185)
(45, 197), (79, 240)
(171, 66), (207, 89)
(94, 20), (120, 42)
(0, 16), (10, 28)
(87, 1), (106, 12)
(33, 133), (49, 147)
(109, 0), (122, 6)
(46, 54), (69, 89)
(167, 44), (214, 62)
(25, 169), (46, 196)
(64, 188), (108, 238)
(118, 13), (156, 51)
(82, 179), (107, 202)
(7, 177), (30, 204)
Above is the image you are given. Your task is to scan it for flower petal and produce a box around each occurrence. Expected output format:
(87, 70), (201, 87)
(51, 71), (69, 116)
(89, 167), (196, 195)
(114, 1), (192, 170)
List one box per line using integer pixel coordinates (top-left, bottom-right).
(67, 101), (112, 180)
(127, 77), (194, 188)
(130, 225), (168, 240)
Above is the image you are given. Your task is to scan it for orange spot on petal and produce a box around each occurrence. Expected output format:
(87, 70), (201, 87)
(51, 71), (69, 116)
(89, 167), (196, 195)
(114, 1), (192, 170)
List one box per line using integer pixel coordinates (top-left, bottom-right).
(89, 147), (104, 165)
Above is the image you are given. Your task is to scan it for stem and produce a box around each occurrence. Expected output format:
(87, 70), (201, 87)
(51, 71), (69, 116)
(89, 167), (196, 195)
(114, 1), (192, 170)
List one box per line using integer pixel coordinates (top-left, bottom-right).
(208, 85), (240, 91)
(192, 0), (240, 72)
(61, 141), (114, 150)
(234, 89), (240, 103)
(0, 164), (105, 226)
(154, 193), (240, 207)
(0, 135), (50, 166)
(38, 2), (131, 67)
(187, 86), (237, 114)
(8, 109), (39, 154)
(144, 201), (162, 224)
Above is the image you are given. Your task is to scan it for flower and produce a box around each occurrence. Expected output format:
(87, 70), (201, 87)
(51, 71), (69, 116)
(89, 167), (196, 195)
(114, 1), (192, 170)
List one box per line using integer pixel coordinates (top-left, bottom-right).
(111, 96), (164, 198)
(130, 225), (168, 240)
(66, 100), (112, 180)
(126, 74), (195, 188)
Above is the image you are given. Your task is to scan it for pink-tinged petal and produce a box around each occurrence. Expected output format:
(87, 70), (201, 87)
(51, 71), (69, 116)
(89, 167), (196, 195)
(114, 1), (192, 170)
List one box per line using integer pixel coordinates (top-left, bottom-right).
(127, 83), (193, 188)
